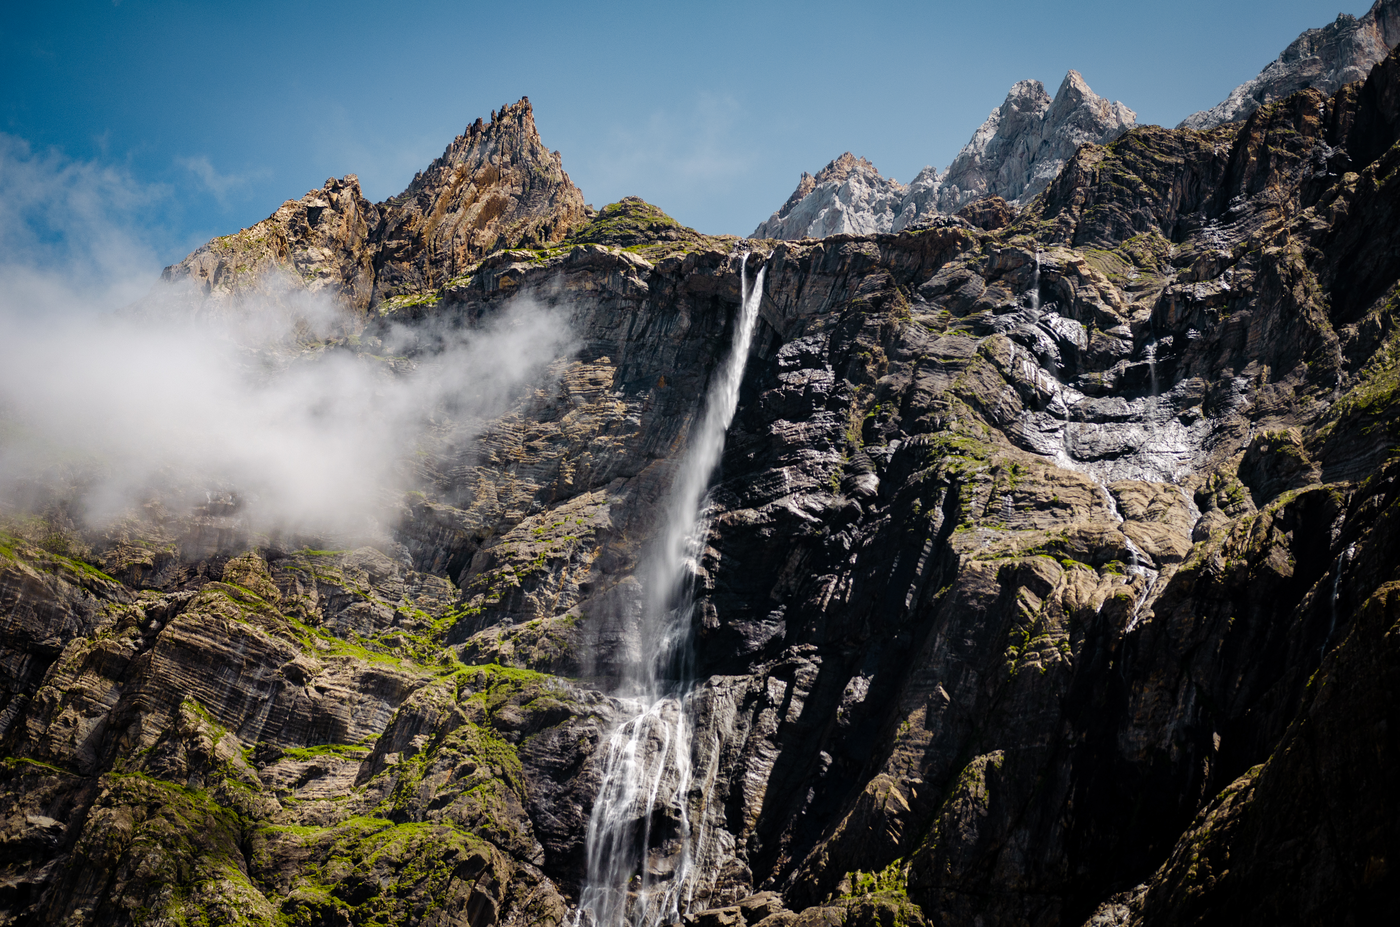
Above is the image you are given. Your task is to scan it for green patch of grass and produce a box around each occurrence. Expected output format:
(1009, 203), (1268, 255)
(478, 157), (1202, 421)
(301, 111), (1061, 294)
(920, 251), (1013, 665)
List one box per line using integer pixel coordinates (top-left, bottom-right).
(564, 196), (709, 253)
(843, 858), (910, 899)
(276, 742), (372, 763)
(1, 755), (73, 776)
(0, 530), (118, 585)
(377, 292), (439, 316)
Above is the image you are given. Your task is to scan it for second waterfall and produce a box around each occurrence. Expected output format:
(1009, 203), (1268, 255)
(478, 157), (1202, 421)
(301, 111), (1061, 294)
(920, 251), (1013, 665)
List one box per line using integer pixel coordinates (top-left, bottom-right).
(576, 255), (767, 927)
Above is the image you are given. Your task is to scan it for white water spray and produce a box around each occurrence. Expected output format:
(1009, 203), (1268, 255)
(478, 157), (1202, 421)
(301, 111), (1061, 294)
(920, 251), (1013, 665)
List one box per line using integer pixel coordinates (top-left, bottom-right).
(1144, 339), (1159, 397)
(576, 255), (767, 927)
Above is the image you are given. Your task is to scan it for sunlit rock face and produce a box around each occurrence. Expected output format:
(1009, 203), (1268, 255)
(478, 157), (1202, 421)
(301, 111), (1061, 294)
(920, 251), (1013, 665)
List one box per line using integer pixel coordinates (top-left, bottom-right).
(934, 69), (1136, 214)
(161, 97), (589, 312)
(370, 97), (589, 299)
(754, 72), (1134, 240)
(752, 153), (909, 240)
(7, 44), (1400, 927)
(757, 1), (1400, 247)
(160, 173), (382, 312)
(1179, 0), (1400, 130)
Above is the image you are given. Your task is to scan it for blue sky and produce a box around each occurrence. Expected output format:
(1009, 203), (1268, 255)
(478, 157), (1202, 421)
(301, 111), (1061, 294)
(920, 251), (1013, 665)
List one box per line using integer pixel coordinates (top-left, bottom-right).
(0, 0), (1379, 287)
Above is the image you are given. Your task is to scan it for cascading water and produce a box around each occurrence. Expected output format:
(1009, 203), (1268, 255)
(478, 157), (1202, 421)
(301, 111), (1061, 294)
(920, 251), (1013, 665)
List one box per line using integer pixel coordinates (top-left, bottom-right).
(1030, 248), (1042, 315)
(576, 254), (767, 927)
(1321, 544), (1355, 659)
(1144, 339), (1159, 397)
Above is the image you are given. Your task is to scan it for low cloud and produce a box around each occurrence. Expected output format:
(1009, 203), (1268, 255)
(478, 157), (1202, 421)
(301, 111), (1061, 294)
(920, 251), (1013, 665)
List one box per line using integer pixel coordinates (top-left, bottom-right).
(0, 135), (576, 549)
(0, 294), (570, 540)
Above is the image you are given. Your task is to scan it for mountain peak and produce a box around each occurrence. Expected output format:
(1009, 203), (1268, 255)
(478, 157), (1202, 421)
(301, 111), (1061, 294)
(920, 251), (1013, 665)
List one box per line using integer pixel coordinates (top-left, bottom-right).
(161, 97), (588, 310)
(752, 153), (905, 239)
(1179, 0), (1400, 129)
(935, 69), (1133, 214)
(392, 96), (551, 204)
(367, 96), (587, 297)
(753, 70), (1133, 241)
(814, 152), (884, 186)
(1056, 69), (1092, 104)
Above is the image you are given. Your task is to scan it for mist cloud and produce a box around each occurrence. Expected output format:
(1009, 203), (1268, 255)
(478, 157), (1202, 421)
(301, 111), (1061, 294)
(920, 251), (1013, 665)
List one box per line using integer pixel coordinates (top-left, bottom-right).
(0, 136), (575, 547)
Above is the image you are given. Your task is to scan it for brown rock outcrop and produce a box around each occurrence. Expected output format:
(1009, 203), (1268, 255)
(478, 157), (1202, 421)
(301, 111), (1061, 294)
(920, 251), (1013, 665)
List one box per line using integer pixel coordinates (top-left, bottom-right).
(158, 97), (587, 316)
(161, 174), (380, 312)
(372, 97), (588, 297)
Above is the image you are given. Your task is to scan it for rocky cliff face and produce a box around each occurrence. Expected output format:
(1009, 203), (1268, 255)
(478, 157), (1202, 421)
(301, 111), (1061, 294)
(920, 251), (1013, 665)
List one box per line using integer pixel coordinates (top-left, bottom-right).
(1179, 0), (1400, 130)
(6, 45), (1400, 927)
(753, 72), (1134, 240)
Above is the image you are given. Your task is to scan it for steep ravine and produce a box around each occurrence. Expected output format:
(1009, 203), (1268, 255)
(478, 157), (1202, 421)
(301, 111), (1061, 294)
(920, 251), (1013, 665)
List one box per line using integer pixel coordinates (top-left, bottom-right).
(5, 47), (1400, 927)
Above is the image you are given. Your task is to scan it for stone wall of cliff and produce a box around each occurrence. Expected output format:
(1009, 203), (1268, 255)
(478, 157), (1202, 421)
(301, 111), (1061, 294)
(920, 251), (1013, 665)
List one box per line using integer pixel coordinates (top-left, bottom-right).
(6, 44), (1400, 927)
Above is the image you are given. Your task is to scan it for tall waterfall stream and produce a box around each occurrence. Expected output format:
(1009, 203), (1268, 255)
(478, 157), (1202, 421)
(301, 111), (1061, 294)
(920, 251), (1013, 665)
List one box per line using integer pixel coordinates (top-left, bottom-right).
(576, 256), (767, 927)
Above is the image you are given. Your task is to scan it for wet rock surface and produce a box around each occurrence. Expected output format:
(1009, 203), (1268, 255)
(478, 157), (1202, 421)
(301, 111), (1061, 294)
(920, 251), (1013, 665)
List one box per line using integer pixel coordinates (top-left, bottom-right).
(8, 45), (1400, 927)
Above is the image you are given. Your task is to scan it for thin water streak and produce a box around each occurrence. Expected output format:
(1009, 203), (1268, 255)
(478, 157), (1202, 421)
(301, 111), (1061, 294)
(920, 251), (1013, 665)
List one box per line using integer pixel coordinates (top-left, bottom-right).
(1031, 248), (1042, 316)
(1145, 339), (1159, 397)
(1321, 544), (1355, 659)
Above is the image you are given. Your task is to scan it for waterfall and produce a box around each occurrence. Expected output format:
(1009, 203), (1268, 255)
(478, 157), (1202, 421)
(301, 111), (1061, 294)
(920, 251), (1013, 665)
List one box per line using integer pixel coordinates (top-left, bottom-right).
(576, 254), (767, 927)
(1144, 339), (1159, 397)
(1098, 484), (1160, 632)
(1321, 544), (1355, 659)
(1030, 249), (1041, 315)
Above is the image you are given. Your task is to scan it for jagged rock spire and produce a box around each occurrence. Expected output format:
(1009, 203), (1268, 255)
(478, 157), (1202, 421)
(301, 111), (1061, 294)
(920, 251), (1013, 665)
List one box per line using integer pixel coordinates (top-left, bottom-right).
(372, 97), (588, 297)
(161, 97), (589, 310)
(931, 69), (1135, 215)
(1180, 0), (1400, 129)
(753, 72), (1134, 240)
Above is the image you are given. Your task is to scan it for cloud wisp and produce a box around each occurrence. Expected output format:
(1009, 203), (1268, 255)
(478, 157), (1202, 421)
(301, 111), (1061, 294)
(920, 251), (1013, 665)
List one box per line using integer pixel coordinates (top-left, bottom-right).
(0, 290), (571, 545)
(175, 154), (267, 206)
(0, 132), (169, 313)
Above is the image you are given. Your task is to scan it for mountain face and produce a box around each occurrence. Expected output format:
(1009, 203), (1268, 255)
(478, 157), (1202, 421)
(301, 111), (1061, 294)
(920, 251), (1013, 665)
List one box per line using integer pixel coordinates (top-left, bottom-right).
(759, 0), (1400, 244)
(751, 153), (908, 240)
(936, 70), (1137, 214)
(1179, 0), (1400, 130)
(753, 71), (1134, 240)
(6, 41), (1400, 927)
(162, 97), (588, 310)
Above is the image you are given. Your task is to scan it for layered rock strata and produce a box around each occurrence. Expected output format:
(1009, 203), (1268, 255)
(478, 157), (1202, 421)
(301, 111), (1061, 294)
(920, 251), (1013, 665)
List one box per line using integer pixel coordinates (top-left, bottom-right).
(7, 48), (1400, 927)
